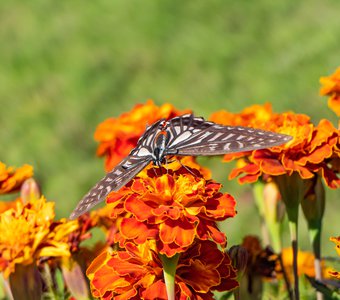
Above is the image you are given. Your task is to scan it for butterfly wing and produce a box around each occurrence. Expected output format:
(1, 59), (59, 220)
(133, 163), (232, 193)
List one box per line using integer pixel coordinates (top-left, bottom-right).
(165, 114), (292, 156)
(69, 119), (164, 220)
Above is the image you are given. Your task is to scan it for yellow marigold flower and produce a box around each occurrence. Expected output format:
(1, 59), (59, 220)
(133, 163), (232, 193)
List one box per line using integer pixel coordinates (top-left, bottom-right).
(0, 196), (78, 278)
(0, 162), (33, 194)
(94, 100), (190, 171)
(320, 67), (340, 116)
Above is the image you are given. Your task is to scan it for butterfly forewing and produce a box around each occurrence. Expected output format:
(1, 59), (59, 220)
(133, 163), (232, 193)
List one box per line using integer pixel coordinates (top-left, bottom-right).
(166, 114), (292, 156)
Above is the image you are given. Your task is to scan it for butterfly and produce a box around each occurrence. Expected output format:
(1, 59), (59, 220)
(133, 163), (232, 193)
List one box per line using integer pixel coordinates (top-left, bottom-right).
(69, 114), (292, 219)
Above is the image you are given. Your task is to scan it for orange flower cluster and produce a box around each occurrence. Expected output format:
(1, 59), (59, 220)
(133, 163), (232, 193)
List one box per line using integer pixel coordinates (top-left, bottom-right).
(210, 104), (340, 188)
(108, 161), (236, 257)
(85, 101), (239, 299)
(0, 162), (33, 194)
(87, 240), (238, 300)
(329, 236), (340, 280)
(320, 67), (340, 116)
(94, 100), (190, 171)
(0, 196), (79, 278)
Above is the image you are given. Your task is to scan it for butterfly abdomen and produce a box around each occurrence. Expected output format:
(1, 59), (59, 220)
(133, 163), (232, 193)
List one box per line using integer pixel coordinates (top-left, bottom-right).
(152, 130), (171, 166)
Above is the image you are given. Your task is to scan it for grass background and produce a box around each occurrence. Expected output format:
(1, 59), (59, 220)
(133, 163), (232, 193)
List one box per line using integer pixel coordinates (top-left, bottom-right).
(0, 0), (339, 255)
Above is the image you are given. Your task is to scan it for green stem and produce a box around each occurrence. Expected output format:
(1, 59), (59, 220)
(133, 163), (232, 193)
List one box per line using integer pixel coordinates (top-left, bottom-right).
(289, 221), (299, 300)
(275, 173), (307, 300)
(301, 176), (325, 300)
(253, 181), (270, 246)
(233, 287), (240, 300)
(0, 273), (14, 300)
(160, 253), (180, 300)
(43, 263), (58, 300)
(278, 253), (293, 300)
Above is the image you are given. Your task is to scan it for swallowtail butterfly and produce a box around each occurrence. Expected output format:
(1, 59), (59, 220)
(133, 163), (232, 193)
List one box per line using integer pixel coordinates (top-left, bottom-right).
(69, 114), (292, 219)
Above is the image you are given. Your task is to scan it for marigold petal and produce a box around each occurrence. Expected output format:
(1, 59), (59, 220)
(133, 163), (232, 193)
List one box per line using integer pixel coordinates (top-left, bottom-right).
(141, 279), (167, 300)
(125, 195), (154, 221)
(159, 219), (196, 248)
(179, 259), (220, 293)
(120, 218), (158, 243)
(328, 94), (340, 116)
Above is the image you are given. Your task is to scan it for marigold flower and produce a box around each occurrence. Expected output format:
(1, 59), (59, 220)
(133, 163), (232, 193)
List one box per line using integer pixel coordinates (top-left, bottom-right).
(0, 162), (33, 194)
(279, 248), (329, 282)
(0, 196), (79, 278)
(210, 105), (340, 189)
(90, 205), (119, 246)
(329, 236), (340, 280)
(106, 161), (236, 257)
(320, 67), (340, 116)
(94, 100), (190, 171)
(87, 239), (238, 299)
(0, 198), (20, 214)
(241, 236), (278, 278)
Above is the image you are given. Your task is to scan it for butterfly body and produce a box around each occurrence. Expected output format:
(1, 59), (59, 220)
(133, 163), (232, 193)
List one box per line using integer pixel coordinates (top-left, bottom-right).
(69, 114), (292, 220)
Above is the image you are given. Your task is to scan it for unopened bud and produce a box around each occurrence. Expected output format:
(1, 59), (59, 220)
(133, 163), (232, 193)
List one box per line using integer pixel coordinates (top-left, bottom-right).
(228, 245), (249, 276)
(21, 178), (41, 204)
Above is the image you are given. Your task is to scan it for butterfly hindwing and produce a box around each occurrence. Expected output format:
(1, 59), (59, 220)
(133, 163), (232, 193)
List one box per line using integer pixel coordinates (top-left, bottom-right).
(69, 120), (166, 219)
(69, 156), (151, 220)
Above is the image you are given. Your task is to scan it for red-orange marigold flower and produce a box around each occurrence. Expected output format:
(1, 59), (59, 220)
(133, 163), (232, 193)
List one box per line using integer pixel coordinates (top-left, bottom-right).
(94, 100), (190, 171)
(241, 235), (278, 278)
(0, 162), (33, 194)
(106, 162), (236, 257)
(320, 67), (340, 116)
(87, 240), (238, 300)
(210, 105), (340, 189)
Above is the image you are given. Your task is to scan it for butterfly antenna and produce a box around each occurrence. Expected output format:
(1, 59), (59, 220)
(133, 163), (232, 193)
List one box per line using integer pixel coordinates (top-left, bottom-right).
(164, 157), (169, 174)
(177, 158), (197, 177)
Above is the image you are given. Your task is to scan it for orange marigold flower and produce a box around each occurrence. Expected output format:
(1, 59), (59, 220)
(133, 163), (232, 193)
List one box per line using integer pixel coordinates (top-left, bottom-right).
(0, 198), (21, 214)
(210, 103), (274, 128)
(279, 248), (329, 282)
(94, 100), (190, 171)
(0, 162), (33, 194)
(320, 67), (340, 116)
(329, 236), (340, 280)
(87, 240), (238, 299)
(0, 196), (79, 278)
(210, 105), (340, 189)
(90, 205), (119, 246)
(107, 162), (236, 257)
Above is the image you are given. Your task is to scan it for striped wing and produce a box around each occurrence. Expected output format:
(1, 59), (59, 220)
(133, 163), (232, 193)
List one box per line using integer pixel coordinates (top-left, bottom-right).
(69, 156), (151, 220)
(69, 120), (164, 220)
(166, 114), (292, 156)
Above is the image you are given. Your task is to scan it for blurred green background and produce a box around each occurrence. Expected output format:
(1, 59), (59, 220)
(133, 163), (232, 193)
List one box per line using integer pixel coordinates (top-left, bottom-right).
(0, 0), (339, 255)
